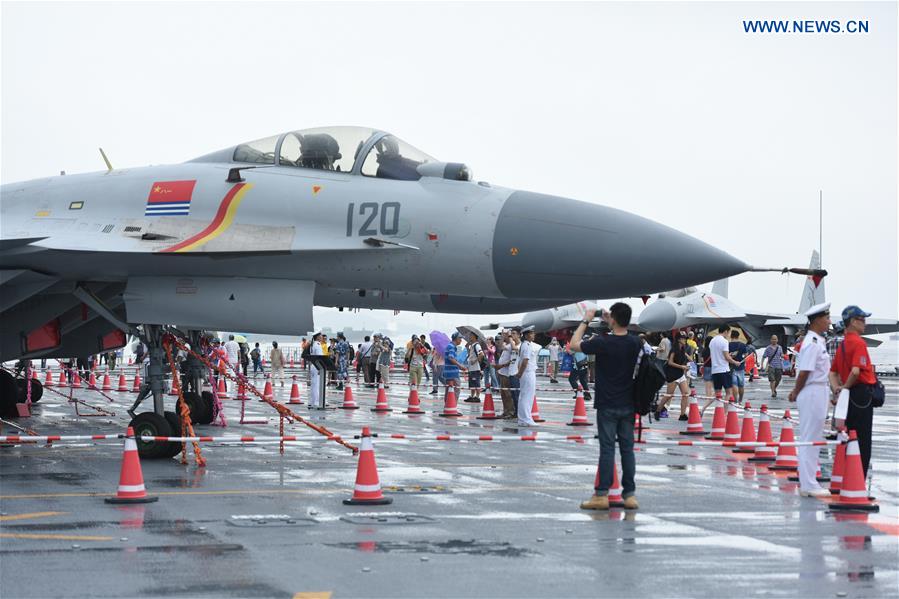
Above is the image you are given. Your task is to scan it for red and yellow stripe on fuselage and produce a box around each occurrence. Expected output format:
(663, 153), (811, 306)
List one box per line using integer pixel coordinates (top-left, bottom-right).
(160, 183), (253, 253)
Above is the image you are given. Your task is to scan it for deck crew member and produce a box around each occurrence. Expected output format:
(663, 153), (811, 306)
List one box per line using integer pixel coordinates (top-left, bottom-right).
(788, 302), (835, 497)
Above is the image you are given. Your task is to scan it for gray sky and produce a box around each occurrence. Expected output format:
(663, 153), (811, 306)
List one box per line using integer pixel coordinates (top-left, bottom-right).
(2, 1), (896, 340)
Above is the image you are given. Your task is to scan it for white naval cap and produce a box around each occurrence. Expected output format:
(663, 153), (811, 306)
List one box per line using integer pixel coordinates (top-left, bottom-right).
(804, 302), (831, 319)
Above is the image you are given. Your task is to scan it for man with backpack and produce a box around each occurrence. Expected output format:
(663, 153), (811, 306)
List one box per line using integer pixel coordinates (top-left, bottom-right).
(251, 343), (263, 378)
(570, 303), (643, 511)
(464, 332), (486, 403)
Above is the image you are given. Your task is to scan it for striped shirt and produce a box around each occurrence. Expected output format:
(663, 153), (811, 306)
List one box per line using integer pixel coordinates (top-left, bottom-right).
(762, 344), (783, 369)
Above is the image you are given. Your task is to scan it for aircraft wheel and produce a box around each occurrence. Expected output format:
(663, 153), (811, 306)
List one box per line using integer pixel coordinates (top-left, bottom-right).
(177, 391), (208, 425)
(130, 412), (173, 459)
(0, 371), (18, 418)
(162, 411), (185, 459)
(15, 379), (43, 404)
(198, 391), (215, 425)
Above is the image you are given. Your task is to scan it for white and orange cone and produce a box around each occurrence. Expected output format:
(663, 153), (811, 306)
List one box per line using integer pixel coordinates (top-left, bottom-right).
(117, 373), (128, 392)
(236, 379), (248, 400)
(749, 405), (776, 462)
(105, 427), (158, 504)
(371, 383), (392, 413)
(87, 372), (97, 389)
(57, 370), (68, 387)
(73, 372), (82, 388)
(829, 438), (847, 495)
(828, 430), (878, 512)
(768, 410), (799, 471)
(705, 402), (726, 440)
(101, 372), (112, 391)
(731, 402), (757, 453)
(288, 377), (303, 405)
(593, 462), (625, 508)
(343, 426), (392, 505)
(679, 394), (706, 436)
(567, 385), (592, 426)
(44, 369), (54, 387)
(476, 388), (498, 420)
(217, 377), (229, 400)
(403, 387), (424, 414)
(261, 377), (273, 401)
(531, 395), (546, 423)
(131, 373), (141, 393)
(440, 385), (462, 417)
(722, 401), (741, 444)
(339, 385), (359, 410)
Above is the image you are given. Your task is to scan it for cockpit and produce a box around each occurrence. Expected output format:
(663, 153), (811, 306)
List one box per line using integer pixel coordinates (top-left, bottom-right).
(231, 126), (437, 181)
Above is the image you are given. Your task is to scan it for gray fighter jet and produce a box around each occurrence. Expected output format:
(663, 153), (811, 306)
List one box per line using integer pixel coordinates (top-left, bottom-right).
(0, 126), (824, 451)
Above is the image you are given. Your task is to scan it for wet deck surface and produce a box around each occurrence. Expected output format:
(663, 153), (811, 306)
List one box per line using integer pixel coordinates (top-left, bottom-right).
(2, 370), (897, 598)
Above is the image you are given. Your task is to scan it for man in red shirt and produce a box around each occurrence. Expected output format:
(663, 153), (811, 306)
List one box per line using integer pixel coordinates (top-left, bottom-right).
(829, 305), (877, 477)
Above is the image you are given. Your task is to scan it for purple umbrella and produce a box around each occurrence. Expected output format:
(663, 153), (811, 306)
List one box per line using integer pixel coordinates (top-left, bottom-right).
(429, 330), (450, 355)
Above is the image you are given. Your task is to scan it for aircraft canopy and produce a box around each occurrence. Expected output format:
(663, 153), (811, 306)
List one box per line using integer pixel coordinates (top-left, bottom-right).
(232, 126), (436, 180)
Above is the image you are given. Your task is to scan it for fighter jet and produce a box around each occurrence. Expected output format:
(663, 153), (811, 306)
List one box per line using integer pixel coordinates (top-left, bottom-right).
(636, 279), (746, 332)
(0, 125), (824, 451)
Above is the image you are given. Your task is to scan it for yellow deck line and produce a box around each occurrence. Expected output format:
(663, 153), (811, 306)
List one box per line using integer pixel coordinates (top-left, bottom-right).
(0, 511), (67, 522)
(0, 533), (113, 541)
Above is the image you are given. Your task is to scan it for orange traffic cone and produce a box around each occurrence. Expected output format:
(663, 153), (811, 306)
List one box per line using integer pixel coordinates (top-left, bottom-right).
(705, 394), (726, 440)
(722, 401), (741, 443)
(87, 372), (97, 389)
(339, 385), (359, 410)
(567, 385), (591, 426)
(168, 376), (180, 396)
(218, 377), (229, 400)
(828, 430), (878, 512)
(768, 410), (798, 471)
(261, 377), (273, 401)
(829, 439), (847, 495)
(371, 383), (391, 412)
(679, 394), (706, 435)
(749, 405), (776, 462)
(101, 372), (112, 391)
(343, 426), (392, 505)
(117, 373), (128, 392)
(440, 385), (462, 417)
(73, 372), (82, 387)
(593, 462), (625, 508)
(44, 369), (54, 387)
(57, 370), (68, 387)
(288, 376), (303, 405)
(732, 402), (757, 453)
(237, 379), (248, 400)
(403, 387), (424, 414)
(132, 373), (141, 393)
(476, 388), (498, 419)
(531, 396), (545, 423)
(105, 427), (158, 504)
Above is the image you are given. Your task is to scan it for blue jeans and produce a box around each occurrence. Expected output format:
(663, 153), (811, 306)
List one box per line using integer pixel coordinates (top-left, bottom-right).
(508, 375), (520, 406)
(595, 404), (636, 498)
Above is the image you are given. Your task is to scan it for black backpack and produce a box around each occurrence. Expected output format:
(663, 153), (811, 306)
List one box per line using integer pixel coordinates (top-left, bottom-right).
(632, 353), (666, 416)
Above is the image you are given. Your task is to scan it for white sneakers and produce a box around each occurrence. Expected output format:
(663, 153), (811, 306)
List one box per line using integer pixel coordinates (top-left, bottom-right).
(800, 487), (831, 497)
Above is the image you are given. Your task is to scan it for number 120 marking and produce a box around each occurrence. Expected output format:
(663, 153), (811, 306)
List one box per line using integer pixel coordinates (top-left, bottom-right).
(346, 202), (401, 236)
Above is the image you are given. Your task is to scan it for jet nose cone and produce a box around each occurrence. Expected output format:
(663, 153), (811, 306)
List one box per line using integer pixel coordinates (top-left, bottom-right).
(637, 301), (677, 332)
(492, 191), (747, 299)
(522, 309), (554, 332)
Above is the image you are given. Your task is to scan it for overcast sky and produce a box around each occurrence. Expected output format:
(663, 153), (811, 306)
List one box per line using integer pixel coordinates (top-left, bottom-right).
(2, 1), (896, 341)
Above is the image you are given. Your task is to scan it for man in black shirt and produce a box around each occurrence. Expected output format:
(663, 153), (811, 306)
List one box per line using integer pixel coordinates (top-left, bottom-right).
(570, 303), (643, 510)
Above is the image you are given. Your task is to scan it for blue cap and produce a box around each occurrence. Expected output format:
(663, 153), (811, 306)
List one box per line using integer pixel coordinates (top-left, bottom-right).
(841, 305), (871, 322)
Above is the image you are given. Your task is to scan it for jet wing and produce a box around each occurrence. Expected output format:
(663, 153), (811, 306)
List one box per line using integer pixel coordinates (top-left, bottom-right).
(858, 318), (899, 336)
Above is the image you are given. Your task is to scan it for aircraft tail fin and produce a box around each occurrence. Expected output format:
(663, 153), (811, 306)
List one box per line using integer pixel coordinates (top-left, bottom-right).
(797, 250), (825, 314)
(711, 278), (729, 298)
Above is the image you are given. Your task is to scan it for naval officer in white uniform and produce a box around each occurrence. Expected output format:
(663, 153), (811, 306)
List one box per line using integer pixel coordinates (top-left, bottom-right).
(788, 302), (835, 497)
(309, 332), (324, 408)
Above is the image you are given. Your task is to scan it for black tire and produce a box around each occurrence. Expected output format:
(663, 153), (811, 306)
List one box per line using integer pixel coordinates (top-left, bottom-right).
(162, 411), (185, 459)
(177, 391), (209, 425)
(129, 412), (173, 459)
(15, 379), (43, 404)
(0, 371), (17, 418)
(199, 391), (215, 425)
